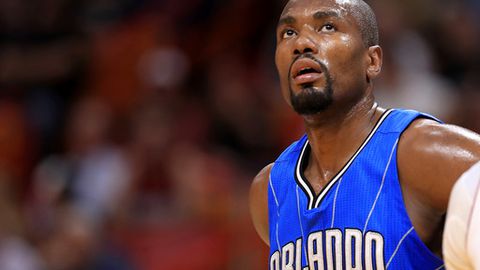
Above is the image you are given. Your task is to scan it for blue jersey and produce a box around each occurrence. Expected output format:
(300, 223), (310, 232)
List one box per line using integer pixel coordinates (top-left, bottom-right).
(268, 109), (445, 270)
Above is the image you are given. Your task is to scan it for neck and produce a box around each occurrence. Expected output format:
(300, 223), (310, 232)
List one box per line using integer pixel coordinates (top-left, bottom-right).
(302, 96), (383, 189)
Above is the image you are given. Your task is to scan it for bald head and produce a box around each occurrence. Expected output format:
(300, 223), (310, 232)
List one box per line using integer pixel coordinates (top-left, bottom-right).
(282, 0), (379, 47)
(347, 0), (379, 46)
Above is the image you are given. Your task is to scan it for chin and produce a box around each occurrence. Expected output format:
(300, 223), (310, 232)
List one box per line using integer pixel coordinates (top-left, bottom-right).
(290, 85), (333, 115)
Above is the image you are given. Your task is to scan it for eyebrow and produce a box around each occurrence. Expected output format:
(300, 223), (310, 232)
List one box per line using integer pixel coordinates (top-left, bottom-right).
(278, 16), (296, 27)
(313, 10), (341, 20)
(278, 10), (341, 27)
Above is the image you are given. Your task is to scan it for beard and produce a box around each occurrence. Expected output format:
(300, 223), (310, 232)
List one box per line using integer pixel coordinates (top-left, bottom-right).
(290, 83), (333, 115)
(289, 58), (333, 115)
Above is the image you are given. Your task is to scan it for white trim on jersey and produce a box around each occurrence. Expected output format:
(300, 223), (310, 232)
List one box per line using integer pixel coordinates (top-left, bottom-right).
(314, 109), (393, 208)
(269, 175), (280, 208)
(296, 141), (315, 209)
(363, 138), (399, 234)
(269, 174), (282, 253)
(330, 177), (343, 228)
(295, 109), (394, 210)
(296, 186), (308, 262)
(386, 226), (414, 268)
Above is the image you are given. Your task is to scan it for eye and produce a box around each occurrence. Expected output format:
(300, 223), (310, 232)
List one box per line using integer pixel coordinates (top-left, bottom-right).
(320, 23), (335, 33)
(282, 29), (297, 39)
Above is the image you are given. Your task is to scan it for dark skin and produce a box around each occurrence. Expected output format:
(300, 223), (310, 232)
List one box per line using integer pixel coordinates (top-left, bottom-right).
(249, 0), (480, 256)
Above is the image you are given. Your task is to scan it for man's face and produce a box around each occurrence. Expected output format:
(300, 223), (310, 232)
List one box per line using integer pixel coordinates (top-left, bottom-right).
(275, 0), (370, 115)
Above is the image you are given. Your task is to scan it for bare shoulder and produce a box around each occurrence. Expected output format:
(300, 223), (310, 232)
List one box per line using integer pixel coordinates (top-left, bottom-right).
(249, 163), (274, 246)
(398, 118), (480, 212)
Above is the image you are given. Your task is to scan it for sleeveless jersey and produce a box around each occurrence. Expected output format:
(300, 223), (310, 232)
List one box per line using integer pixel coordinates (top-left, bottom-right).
(268, 109), (445, 270)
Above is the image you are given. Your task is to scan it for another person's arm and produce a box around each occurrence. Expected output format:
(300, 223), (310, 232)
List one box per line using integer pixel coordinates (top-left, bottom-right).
(443, 161), (480, 269)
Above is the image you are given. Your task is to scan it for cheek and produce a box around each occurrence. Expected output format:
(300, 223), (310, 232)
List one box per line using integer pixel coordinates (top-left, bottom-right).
(328, 38), (365, 75)
(275, 48), (293, 104)
(275, 48), (289, 78)
(322, 38), (368, 95)
(275, 49), (290, 83)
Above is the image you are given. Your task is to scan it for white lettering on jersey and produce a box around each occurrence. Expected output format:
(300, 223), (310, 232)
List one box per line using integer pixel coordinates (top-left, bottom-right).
(308, 231), (325, 270)
(345, 229), (363, 270)
(270, 229), (385, 270)
(295, 238), (302, 270)
(326, 229), (342, 270)
(365, 231), (385, 270)
(271, 250), (280, 270)
(282, 242), (295, 270)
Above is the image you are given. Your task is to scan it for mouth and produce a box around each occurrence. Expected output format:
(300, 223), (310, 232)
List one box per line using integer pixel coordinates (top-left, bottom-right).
(290, 58), (324, 86)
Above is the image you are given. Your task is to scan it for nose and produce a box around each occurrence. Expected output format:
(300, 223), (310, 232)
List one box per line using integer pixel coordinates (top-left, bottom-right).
(293, 32), (318, 55)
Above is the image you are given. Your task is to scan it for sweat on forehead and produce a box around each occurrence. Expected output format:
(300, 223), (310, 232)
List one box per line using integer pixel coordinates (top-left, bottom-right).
(281, 0), (379, 47)
(283, 0), (360, 12)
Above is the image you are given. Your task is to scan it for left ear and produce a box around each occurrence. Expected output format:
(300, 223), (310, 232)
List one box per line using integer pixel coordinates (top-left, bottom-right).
(366, 45), (382, 81)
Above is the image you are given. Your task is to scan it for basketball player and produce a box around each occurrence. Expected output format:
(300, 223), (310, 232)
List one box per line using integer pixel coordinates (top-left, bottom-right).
(443, 161), (480, 269)
(249, 0), (480, 269)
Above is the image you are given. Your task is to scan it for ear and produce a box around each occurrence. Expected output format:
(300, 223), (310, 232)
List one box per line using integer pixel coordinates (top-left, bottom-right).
(366, 45), (382, 81)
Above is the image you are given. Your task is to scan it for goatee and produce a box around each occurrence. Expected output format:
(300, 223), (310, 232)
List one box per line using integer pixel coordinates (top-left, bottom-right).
(290, 83), (333, 115)
(289, 55), (333, 115)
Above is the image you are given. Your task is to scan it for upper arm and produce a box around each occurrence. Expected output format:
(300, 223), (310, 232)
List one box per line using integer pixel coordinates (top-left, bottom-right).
(249, 163), (273, 246)
(398, 119), (480, 213)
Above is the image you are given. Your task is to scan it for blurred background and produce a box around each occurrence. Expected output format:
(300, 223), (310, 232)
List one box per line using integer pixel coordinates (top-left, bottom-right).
(0, 0), (479, 269)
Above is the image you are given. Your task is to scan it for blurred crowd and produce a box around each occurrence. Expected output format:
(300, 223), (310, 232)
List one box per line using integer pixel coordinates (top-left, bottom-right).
(0, 0), (479, 269)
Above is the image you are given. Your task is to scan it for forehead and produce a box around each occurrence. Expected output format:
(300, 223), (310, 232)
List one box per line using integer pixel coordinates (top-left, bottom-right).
(281, 0), (355, 19)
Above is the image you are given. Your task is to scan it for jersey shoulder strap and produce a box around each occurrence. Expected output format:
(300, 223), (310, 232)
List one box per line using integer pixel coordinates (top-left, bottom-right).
(377, 108), (442, 134)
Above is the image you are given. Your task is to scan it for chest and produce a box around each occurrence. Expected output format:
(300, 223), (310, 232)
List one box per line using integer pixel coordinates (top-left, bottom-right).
(269, 173), (443, 270)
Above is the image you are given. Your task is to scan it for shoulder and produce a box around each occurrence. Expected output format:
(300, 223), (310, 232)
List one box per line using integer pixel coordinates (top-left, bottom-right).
(249, 163), (274, 246)
(398, 118), (480, 211)
(250, 163), (274, 201)
(399, 118), (480, 169)
(399, 118), (480, 149)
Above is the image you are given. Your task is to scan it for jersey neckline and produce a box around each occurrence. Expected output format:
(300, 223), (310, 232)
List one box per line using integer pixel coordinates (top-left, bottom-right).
(294, 109), (394, 210)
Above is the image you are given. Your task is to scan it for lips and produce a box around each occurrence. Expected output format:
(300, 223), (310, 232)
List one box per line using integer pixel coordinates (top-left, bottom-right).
(290, 58), (323, 85)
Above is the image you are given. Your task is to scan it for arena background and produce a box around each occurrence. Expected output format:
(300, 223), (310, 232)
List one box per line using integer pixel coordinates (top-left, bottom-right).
(0, 0), (479, 269)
